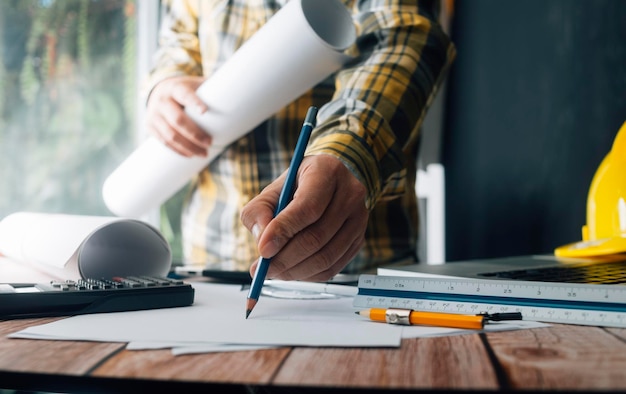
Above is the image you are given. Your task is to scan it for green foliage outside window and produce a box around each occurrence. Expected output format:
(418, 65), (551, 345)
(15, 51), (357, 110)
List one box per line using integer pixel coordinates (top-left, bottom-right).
(0, 0), (136, 217)
(0, 0), (184, 262)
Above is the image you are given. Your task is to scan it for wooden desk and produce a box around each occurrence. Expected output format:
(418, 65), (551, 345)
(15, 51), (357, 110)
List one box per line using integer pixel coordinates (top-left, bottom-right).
(2, 314), (626, 392)
(1, 259), (626, 392)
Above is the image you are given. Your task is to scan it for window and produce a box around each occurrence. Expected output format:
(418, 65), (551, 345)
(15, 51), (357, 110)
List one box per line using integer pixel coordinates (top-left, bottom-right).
(1, 0), (134, 214)
(0, 1), (183, 258)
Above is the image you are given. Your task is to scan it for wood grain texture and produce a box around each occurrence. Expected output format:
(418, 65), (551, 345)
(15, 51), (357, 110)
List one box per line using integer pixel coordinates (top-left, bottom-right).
(0, 318), (124, 374)
(486, 324), (626, 390)
(273, 336), (499, 390)
(4, 313), (626, 391)
(92, 347), (292, 384)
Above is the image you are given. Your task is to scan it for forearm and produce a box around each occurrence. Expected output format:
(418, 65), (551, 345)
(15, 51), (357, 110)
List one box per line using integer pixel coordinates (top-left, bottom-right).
(307, 0), (456, 209)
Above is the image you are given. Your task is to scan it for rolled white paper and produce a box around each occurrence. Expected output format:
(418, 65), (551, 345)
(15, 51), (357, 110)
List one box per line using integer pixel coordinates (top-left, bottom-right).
(103, 0), (356, 218)
(0, 212), (172, 280)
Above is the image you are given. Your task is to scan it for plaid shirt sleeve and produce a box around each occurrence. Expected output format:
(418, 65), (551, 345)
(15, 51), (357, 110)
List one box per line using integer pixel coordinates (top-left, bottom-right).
(306, 0), (456, 209)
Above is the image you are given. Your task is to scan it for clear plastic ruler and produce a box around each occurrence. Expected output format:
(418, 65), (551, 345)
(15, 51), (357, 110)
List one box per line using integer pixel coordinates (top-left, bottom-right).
(354, 274), (626, 328)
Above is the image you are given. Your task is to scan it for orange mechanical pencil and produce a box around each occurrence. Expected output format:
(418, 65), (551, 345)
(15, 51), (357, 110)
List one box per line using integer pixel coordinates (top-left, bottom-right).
(356, 308), (522, 330)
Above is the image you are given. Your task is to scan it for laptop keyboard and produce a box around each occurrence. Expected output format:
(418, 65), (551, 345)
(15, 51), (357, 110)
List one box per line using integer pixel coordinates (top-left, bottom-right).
(477, 260), (626, 284)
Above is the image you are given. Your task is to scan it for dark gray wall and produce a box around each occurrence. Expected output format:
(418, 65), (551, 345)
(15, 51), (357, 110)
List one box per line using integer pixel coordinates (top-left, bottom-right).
(442, 0), (626, 261)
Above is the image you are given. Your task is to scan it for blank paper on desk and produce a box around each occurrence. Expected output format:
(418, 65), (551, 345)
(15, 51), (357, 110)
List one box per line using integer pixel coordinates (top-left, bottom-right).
(103, 0), (356, 218)
(11, 283), (402, 348)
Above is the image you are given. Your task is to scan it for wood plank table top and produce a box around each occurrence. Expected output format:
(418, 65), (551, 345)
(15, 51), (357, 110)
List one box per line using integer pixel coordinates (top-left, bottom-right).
(1, 257), (626, 392)
(1, 317), (626, 393)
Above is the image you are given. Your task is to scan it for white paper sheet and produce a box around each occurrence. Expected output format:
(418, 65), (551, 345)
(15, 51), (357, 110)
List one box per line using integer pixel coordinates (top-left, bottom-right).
(171, 344), (280, 356)
(102, 0), (357, 218)
(0, 212), (171, 279)
(154, 320), (549, 355)
(126, 341), (280, 355)
(8, 282), (549, 353)
(10, 282), (403, 348)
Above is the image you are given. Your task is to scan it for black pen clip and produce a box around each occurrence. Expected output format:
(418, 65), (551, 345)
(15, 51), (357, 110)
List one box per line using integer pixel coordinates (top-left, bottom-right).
(478, 312), (523, 322)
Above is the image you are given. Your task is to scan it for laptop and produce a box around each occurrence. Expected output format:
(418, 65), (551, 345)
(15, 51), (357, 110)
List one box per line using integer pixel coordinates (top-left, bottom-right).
(377, 254), (626, 285)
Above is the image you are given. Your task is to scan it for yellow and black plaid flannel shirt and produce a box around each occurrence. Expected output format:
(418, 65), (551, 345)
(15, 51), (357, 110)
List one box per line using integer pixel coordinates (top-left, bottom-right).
(145, 0), (455, 273)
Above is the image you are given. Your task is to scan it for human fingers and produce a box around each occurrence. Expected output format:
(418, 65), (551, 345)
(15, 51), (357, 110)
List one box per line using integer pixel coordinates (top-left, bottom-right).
(269, 211), (367, 281)
(146, 76), (211, 157)
(247, 234), (364, 282)
(167, 77), (208, 114)
(264, 170), (367, 280)
(240, 170), (287, 240)
(297, 234), (365, 282)
(242, 172), (287, 279)
(245, 155), (368, 280)
(147, 98), (208, 157)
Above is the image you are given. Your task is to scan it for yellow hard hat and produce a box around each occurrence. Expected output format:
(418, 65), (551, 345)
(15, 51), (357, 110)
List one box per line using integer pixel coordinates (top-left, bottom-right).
(555, 121), (626, 257)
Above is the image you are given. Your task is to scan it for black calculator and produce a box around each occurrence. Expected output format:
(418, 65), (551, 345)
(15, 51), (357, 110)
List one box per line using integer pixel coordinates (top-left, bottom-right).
(0, 276), (195, 319)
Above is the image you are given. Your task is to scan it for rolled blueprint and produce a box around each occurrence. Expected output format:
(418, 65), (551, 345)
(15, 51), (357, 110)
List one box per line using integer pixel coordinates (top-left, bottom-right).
(103, 0), (356, 218)
(0, 212), (172, 280)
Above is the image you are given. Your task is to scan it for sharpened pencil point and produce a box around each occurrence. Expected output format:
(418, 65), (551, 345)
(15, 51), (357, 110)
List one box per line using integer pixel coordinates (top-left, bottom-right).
(245, 298), (257, 319)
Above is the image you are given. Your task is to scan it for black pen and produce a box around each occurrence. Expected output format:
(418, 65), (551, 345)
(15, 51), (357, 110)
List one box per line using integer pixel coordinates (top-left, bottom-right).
(245, 106), (318, 318)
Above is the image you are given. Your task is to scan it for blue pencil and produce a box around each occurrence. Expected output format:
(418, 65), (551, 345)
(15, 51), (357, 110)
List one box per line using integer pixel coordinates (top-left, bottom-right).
(245, 106), (318, 318)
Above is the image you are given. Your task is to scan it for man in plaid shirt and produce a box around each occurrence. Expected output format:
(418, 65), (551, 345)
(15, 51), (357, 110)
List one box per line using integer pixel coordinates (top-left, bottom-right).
(144, 0), (455, 281)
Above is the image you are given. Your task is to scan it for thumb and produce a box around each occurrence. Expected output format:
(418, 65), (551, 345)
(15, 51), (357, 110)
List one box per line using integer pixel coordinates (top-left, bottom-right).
(170, 79), (208, 113)
(240, 173), (286, 250)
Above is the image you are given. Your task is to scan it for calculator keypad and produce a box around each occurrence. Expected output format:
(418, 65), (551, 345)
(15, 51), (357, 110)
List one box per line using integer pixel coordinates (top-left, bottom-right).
(48, 276), (184, 291)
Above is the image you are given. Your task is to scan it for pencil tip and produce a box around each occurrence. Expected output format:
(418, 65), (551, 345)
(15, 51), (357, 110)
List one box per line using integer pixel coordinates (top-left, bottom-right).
(245, 298), (257, 319)
(354, 311), (359, 315)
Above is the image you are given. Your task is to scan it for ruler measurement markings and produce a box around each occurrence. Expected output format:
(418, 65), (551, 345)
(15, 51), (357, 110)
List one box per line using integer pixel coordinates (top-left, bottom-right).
(362, 275), (626, 303)
(357, 288), (626, 312)
(356, 275), (626, 328)
(353, 295), (626, 327)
